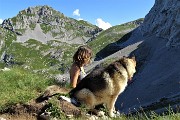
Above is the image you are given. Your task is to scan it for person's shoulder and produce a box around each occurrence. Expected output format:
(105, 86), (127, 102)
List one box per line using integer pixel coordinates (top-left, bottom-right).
(71, 63), (80, 72)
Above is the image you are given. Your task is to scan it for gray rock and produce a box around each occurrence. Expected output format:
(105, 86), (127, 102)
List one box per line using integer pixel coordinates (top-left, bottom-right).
(140, 0), (180, 47)
(114, 0), (180, 114)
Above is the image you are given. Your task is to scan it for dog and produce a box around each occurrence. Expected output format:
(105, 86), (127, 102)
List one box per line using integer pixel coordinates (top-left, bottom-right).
(69, 56), (136, 117)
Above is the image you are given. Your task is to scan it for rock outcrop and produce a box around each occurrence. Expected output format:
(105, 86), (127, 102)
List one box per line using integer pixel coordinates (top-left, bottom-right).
(115, 0), (180, 114)
(140, 0), (180, 47)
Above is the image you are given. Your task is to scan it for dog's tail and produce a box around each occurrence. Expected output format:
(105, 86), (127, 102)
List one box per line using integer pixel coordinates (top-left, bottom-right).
(68, 77), (89, 98)
(35, 93), (59, 103)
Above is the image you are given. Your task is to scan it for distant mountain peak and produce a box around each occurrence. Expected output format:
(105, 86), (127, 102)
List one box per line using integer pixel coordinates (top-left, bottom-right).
(1, 5), (102, 44)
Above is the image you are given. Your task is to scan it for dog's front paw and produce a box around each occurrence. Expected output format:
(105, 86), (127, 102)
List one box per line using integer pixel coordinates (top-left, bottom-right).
(109, 110), (121, 118)
(114, 110), (121, 117)
(109, 112), (115, 117)
(97, 111), (105, 117)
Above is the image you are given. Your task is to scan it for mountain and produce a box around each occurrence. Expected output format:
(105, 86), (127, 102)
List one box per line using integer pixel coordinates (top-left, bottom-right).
(88, 18), (143, 60)
(1, 5), (102, 44)
(0, 5), (103, 74)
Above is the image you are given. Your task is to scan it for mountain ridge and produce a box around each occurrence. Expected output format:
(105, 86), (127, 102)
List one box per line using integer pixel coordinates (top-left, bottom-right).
(1, 5), (102, 44)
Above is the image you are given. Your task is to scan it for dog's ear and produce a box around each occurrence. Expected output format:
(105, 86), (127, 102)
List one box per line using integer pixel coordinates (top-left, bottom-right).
(123, 56), (126, 58)
(131, 55), (136, 61)
(122, 56), (127, 61)
(132, 56), (135, 61)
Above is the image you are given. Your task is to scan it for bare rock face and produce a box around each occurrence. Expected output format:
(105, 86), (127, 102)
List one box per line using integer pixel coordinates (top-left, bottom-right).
(115, 0), (180, 114)
(140, 0), (180, 47)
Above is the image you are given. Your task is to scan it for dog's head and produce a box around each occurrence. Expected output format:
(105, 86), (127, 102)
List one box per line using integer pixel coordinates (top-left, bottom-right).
(121, 56), (136, 83)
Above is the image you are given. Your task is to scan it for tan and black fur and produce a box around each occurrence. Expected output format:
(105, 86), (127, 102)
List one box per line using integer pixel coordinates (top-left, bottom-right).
(69, 56), (136, 117)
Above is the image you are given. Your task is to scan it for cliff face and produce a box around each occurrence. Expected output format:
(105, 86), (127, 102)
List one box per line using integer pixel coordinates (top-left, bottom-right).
(115, 0), (180, 114)
(140, 0), (180, 47)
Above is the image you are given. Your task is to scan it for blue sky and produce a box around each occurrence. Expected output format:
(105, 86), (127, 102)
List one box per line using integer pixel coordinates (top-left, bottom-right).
(0, 0), (155, 30)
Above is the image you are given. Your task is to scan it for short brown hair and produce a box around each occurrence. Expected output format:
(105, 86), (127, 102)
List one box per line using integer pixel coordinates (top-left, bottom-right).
(73, 45), (92, 67)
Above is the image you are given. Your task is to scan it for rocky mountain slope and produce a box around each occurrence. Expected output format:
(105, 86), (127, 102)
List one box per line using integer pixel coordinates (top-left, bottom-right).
(1, 5), (102, 44)
(88, 18), (143, 60)
(140, 0), (180, 48)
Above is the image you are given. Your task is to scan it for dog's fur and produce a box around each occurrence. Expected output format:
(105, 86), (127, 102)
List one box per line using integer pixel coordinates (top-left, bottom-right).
(69, 56), (136, 117)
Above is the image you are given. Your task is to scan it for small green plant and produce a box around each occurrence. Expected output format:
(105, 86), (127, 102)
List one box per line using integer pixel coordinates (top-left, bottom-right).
(40, 23), (52, 33)
(46, 99), (67, 119)
(29, 23), (36, 30)
(46, 102), (61, 118)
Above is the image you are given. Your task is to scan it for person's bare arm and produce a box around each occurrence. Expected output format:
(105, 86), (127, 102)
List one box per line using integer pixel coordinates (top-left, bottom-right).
(70, 65), (80, 88)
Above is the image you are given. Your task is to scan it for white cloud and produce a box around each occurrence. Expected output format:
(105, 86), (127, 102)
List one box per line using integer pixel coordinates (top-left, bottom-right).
(0, 19), (3, 24)
(78, 18), (83, 21)
(73, 9), (80, 17)
(96, 18), (112, 30)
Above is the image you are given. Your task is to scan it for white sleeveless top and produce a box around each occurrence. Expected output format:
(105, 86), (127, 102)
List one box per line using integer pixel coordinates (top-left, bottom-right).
(79, 67), (86, 80)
